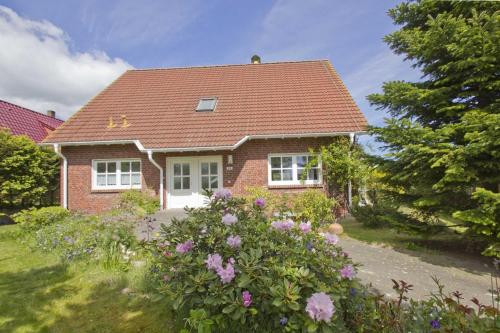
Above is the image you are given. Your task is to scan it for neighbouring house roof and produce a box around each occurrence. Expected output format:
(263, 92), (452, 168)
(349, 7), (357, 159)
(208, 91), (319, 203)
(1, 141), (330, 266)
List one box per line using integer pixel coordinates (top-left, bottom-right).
(0, 100), (63, 143)
(43, 60), (367, 150)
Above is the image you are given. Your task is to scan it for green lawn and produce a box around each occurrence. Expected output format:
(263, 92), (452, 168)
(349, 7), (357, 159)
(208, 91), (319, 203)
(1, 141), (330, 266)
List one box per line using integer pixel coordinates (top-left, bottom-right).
(0, 224), (176, 333)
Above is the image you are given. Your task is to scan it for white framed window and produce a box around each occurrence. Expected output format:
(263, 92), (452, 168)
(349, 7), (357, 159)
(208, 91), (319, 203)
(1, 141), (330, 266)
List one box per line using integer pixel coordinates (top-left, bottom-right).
(268, 153), (321, 186)
(92, 159), (141, 190)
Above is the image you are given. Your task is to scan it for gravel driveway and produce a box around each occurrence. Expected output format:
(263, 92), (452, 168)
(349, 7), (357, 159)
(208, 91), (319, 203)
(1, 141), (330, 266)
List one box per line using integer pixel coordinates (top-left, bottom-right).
(340, 235), (498, 305)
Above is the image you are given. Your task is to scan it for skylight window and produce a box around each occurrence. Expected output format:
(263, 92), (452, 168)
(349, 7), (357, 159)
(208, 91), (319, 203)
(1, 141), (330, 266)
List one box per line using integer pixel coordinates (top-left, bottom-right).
(196, 98), (217, 112)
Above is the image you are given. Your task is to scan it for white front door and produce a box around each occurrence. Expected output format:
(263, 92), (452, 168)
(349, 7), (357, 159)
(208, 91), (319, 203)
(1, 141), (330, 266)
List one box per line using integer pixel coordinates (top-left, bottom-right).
(166, 156), (223, 209)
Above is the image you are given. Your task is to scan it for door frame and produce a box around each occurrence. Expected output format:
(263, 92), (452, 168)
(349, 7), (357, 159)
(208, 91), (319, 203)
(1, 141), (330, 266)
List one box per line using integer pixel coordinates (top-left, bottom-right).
(166, 155), (223, 209)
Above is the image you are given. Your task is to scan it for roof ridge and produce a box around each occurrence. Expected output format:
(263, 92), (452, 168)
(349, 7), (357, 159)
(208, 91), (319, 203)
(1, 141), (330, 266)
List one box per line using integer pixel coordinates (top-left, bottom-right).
(128, 59), (330, 72)
(0, 99), (63, 122)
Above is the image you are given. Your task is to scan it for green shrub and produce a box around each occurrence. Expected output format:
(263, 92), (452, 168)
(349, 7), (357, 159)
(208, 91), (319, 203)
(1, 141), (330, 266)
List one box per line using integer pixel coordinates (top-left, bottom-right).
(115, 190), (160, 217)
(292, 189), (337, 227)
(152, 189), (357, 332)
(244, 186), (291, 216)
(13, 206), (70, 232)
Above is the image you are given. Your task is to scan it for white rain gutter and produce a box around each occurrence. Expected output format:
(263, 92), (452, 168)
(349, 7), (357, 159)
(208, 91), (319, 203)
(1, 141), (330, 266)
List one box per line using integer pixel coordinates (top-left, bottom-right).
(147, 150), (164, 210)
(53, 144), (68, 209)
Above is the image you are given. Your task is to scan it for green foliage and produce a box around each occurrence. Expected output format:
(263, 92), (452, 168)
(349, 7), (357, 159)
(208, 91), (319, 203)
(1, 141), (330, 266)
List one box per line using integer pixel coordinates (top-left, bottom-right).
(453, 188), (500, 257)
(152, 191), (357, 332)
(244, 186), (291, 216)
(292, 189), (337, 227)
(115, 189), (160, 217)
(0, 129), (59, 208)
(368, 1), (500, 253)
(13, 206), (70, 232)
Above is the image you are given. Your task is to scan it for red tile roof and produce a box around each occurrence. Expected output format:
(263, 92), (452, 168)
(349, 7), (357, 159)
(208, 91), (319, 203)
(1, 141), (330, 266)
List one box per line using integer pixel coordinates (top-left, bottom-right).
(44, 60), (367, 149)
(0, 100), (63, 143)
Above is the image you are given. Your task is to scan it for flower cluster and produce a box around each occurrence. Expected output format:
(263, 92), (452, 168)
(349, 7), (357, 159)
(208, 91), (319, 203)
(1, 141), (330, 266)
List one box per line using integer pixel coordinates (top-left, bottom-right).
(306, 292), (335, 322)
(340, 264), (356, 280)
(213, 188), (232, 201)
(254, 197), (266, 208)
(205, 252), (236, 284)
(323, 232), (339, 245)
(175, 239), (194, 254)
(242, 291), (252, 307)
(222, 213), (238, 226)
(226, 235), (242, 248)
(270, 219), (294, 231)
(299, 221), (312, 233)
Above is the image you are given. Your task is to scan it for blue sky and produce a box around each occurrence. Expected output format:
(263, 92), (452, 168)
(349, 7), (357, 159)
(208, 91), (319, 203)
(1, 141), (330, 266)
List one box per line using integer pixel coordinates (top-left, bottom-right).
(0, 0), (420, 152)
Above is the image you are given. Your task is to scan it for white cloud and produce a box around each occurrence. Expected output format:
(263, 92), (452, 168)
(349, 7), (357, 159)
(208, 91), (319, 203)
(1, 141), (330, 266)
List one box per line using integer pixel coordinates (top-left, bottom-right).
(0, 6), (132, 119)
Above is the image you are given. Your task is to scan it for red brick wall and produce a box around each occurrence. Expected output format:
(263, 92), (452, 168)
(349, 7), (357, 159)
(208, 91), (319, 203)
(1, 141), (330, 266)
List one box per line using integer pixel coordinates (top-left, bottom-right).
(61, 137), (338, 213)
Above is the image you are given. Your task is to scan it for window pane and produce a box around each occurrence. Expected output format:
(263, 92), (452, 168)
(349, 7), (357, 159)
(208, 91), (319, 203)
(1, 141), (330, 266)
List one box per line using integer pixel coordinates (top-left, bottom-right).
(297, 168), (305, 180)
(132, 173), (141, 185)
(282, 169), (293, 181)
(201, 163), (209, 175)
(297, 156), (308, 168)
(173, 163), (181, 176)
(282, 156), (292, 168)
(97, 162), (106, 173)
(270, 157), (281, 168)
(182, 163), (190, 176)
(174, 177), (181, 190)
(131, 161), (140, 172)
(182, 176), (190, 189)
(271, 170), (281, 181)
(309, 157), (318, 167)
(107, 174), (116, 185)
(107, 162), (116, 173)
(121, 162), (130, 172)
(97, 175), (106, 186)
(210, 162), (218, 174)
(210, 176), (218, 189)
(121, 174), (130, 185)
(201, 176), (209, 189)
(309, 169), (319, 181)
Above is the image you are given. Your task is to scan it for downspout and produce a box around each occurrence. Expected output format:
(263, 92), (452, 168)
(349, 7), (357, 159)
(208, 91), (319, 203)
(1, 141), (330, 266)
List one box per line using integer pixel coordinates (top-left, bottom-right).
(147, 150), (164, 210)
(53, 144), (68, 209)
(348, 132), (355, 209)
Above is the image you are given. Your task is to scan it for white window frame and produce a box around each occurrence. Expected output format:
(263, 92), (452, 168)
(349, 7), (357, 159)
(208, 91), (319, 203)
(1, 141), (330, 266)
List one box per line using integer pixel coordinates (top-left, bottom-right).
(267, 153), (322, 186)
(92, 159), (142, 190)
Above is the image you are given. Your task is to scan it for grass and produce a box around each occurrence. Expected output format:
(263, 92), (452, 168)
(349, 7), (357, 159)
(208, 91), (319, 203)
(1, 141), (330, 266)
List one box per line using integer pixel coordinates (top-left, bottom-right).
(0, 224), (176, 333)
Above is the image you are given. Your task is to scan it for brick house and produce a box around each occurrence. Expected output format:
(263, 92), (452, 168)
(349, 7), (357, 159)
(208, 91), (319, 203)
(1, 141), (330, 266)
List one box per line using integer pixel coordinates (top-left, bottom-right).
(42, 59), (367, 213)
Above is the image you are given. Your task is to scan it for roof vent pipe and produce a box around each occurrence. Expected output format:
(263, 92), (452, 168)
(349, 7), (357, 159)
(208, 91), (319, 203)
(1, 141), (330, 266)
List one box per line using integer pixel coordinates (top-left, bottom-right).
(251, 55), (261, 64)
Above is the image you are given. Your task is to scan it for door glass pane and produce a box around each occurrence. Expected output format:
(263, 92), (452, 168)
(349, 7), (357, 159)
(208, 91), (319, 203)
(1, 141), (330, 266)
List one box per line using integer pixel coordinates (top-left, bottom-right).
(121, 174), (130, 185)
(201, 176), (209, 189)
(210, 176), (218, 189)
(282, 157), (292, 168)
(270, 157), (281, 168)
(107, 162), (116, 173)
(182, 176), (190, 189)
(131, 161), (140, 172)
(97, 175), (106, 186)
(121, 162), (130, 172)
(210, 162), (218, 174)
(173, 164), (181, 176)
(271, 170), (281, 181)
(107, 174), (117, 185)
(182, 163), (190, 176)
(282, 169), (293, 181)
(174, 177), (181, 190)
(97, 162), (106, 173)
(201, 163), (209, 175)
(132, 173), (141, 185)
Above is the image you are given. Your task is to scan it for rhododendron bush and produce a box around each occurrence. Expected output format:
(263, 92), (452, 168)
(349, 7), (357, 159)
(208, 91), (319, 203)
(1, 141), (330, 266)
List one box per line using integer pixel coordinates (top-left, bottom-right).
(152, 190), (358, 332)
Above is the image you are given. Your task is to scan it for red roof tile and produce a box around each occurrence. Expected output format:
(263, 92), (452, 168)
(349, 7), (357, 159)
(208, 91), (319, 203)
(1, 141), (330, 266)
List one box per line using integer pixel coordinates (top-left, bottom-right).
(0, 100), (63, 143)
(44, 60), (367, 149)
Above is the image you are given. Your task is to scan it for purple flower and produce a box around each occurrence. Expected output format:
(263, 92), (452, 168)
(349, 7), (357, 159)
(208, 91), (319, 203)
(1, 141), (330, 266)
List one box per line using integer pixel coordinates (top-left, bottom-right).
(213, 188), (232, 201)
(205, 253), (223, 271)
(340, 264), (356, 280)
(222, 213), (238, 225)
(306, 241), (314, 251)
(279, 317), (288, 326)
(227, 235), (242, 248)
(299, 222), (312, 233)
(430, 319), (440, 329)
(175, 240), (193, 254)
(305, 292), (335, 322)
(323, 232), (339, 245)
(271, 219), (294, 231)
(255, 198), (265, 208)
(216, 263), (235, 284)
(228, 257), (235, 265)
(242, 291), (252, 307)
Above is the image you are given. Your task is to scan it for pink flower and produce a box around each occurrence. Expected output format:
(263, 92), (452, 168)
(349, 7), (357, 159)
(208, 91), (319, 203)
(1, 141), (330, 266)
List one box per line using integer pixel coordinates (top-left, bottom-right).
(163, 274), (170, 282)
(271, 219), (294, 231)
(214, 188), (232, 200)
(323, 233), (339, 245)
(299, 222), (312, 234)
(205, 253), (223, 271)
(242, 291), (252, 307)
(340, 264), (356, 280)
(255, 198), (265, 208)
(216, 263), (235, 284)
(227, 235), (242, 248)
(228, 257), (235, 265)
(222, 213), (238, 225)
(175, 240), (194, 254)
(305, 292), (335, 322)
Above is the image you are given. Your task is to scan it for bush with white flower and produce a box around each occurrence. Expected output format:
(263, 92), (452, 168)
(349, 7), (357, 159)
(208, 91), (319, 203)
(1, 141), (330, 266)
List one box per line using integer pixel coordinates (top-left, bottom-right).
(152, 189), (358, 332)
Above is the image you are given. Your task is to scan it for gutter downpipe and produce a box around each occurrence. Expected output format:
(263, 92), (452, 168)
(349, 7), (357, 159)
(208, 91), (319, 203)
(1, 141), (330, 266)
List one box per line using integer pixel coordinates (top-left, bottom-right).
(348, 132), (355, 209)
(147, 150), (164, 210)
(53, 144), (68, 209)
